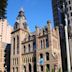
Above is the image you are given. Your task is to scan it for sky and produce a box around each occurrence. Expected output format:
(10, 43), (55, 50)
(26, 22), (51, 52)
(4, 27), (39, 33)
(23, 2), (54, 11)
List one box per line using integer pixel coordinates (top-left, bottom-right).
(7, 0), (54, 32)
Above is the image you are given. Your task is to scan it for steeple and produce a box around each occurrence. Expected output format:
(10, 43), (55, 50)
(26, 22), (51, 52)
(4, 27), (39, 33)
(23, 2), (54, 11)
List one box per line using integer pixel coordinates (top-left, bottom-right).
(14, 7), (29, 32)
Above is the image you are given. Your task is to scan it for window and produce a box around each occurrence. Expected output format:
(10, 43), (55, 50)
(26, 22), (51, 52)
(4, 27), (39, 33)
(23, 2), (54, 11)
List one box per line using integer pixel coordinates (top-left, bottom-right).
(13, 59), (14, 65)
(43, 39), (45, 48)
(40, 54), (43, 58)
(46, 38), (49, 48)
(28, 44), (30, 52)
(13, 67), (15, 72)
(33, 42), (36, 50)
(24, 46), (26, 53)
(13, 38), (15, 55)
(16, 67), (18, 72)
(41, 40), (43, 48)
(17, 58), (18, 64)
(67, 13), (69, 17)
(46, 64), (50, 71)
(70, 6), (71, 10)
(28, 35), (30, 40)
(69, 1), (71, 4)
(46, 52), (49, 60)
(71, 12), (72, 16)
(68, 20), (70, 24)
(40, 66), (43, 71)
(17, 36), (19, 54)
(15, 58), (16, 65)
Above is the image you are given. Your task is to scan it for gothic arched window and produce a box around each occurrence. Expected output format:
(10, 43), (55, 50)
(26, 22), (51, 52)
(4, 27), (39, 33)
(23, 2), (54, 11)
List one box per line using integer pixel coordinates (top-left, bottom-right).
(17, 35), (19, 54)
(24, 45), (26, 53)
(28, 44), (30, 52)
(13, 38), (15, 55)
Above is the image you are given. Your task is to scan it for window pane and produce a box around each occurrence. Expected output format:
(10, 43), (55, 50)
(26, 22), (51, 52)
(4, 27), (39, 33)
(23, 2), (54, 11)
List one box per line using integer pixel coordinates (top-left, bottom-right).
(46, 52), (49, 60)
(46, 39), (49, 48)
(33, 42), (36, 50)
(13, 38), (15, 55)
(24, 46), (26, 53)
(28, 44), (30, 52)
(17, 36), (19, 54)
(41, 40), (42, 48)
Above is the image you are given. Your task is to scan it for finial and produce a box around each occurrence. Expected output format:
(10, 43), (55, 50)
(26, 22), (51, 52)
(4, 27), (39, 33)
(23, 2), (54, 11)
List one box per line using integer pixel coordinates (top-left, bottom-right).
(19, 7), (24, 12)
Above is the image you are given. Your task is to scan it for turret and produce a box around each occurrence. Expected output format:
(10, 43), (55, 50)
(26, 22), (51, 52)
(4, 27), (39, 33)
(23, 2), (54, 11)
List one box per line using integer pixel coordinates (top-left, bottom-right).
(13, 8), (29, 32)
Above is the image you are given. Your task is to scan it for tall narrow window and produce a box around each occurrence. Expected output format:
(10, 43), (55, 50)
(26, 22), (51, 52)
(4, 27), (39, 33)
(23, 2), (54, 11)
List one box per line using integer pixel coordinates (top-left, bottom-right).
(46, 64), (50, 71)
(33, 42), (36, 50)
(40, 54), (44, 65)
(13, 59), (14, 65)
(16, 67), (18, 72)
(28, 44), (30, 52)
(46, 38), (49, 48)
(41, 40), (42, 48)
(69, 1), (71, 4)
(24, 46), (26, 53)
(13, 67), (15, 72)
(46, 52), (49, 60)
(43, 39), (45, 48)
(13, 38), (15, 55)
(17, 36), (19, 54)
(17, 58), (18, 64)
(40, 54), (43, 58)
(71, 12), (72, 16)
(40, 66), (43, 71)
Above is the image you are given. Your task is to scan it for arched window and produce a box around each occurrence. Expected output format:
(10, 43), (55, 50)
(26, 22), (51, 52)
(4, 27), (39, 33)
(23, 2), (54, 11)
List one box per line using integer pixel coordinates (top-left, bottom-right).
(33, 42), (36, 50)
(43, 39), (45, 48)
(17, 35), (19, 54)
(46, 38), (49, 48)
(13, 38), (15, 55)
(40, 40), (43, 48)
(28, 44), (30, 52)
(46, 52), (49, 60)
(16, 67), (18, 72)
(24, 45), (26, 53)
(13, 67), (15, 72)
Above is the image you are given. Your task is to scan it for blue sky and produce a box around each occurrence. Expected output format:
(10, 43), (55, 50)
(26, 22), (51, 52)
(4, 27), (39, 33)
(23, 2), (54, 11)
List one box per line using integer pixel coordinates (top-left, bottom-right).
(7, 0), (54, 31)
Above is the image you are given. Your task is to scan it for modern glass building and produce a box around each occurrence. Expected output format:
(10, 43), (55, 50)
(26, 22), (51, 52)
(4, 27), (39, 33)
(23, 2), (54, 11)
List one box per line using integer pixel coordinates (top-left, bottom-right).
(52, 0), (67, 72)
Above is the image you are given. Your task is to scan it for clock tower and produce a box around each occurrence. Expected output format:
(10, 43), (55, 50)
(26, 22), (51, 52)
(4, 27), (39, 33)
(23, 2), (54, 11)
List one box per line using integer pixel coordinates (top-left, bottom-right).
(10, 8), (29, 72)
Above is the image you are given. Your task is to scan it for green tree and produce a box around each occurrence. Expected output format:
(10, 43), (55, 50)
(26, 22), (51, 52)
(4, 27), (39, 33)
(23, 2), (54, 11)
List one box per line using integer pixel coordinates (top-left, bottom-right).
(0, 0), (8, 19)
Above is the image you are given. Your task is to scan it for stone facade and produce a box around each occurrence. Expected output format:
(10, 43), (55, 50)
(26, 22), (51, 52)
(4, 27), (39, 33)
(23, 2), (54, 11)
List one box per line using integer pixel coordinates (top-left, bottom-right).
(10, 8), (62, 72)
(0, 19), (12, 72)
(0, 19), (13, 43)
(0, 42), (4, 72)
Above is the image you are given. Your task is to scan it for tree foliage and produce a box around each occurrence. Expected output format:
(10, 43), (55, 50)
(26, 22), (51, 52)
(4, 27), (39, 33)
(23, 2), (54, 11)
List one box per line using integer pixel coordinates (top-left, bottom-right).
(0, 0), (8, 19)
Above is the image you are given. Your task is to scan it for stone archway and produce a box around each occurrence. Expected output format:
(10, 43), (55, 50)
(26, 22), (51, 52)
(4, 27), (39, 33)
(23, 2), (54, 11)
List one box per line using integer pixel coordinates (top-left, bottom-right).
(29, 63), (32, 72)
